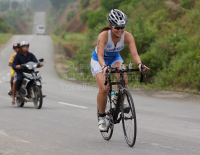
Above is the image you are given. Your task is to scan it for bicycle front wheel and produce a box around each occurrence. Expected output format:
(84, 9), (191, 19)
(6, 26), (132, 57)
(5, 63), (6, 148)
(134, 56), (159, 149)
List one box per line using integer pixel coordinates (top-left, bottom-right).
(121, 89), (137, 147)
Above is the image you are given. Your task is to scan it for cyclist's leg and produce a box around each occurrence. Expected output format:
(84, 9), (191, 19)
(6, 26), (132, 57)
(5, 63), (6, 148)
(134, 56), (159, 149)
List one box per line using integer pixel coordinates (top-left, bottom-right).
(90, 58), (109, 115)
(12, 73), (17, 104)
(111, 59), (129, 107)
(9, 74), (14, 94)
(16, 73), (23, 95)
(111, 57), (128, 89)
(95, 72), (109, 115)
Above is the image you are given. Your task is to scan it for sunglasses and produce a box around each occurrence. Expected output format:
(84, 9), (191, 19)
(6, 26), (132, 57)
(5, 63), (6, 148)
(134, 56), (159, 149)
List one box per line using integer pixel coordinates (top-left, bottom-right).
(113, 26), (125, 30)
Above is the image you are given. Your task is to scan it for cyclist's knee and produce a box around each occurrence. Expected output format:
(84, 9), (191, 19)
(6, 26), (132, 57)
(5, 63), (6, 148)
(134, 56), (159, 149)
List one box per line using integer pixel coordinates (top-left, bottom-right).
(99, 86), (109, 95)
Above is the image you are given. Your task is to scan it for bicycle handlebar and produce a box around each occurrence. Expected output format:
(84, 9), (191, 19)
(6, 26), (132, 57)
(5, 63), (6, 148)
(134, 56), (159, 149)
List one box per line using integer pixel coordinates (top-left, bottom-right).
(104, 63), (146, 85)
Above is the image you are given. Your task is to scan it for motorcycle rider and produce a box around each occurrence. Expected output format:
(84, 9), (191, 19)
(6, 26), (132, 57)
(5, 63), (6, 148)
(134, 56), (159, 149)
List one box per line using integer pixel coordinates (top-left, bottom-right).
(8, 43), (20, 104)
(12, 41), (44, 98)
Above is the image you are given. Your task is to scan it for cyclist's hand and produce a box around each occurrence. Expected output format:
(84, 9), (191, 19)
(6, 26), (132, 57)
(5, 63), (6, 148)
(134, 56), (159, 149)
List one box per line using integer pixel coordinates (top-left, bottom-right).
(40, 63), (44, 67)
(138, 63), (150, 73)
(102, 66), (108, 75)
(16, 65), (21, 69)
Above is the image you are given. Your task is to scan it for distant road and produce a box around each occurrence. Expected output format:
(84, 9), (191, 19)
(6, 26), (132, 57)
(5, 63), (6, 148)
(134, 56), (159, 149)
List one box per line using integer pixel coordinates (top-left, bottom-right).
(0, 12), (199, 155)
(32, 12), (46, 34)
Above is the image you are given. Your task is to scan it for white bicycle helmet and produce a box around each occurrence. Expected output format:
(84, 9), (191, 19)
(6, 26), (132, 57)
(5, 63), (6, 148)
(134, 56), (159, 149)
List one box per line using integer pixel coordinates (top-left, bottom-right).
(107, 9), (127, 27)
(20, 41), (29, 47)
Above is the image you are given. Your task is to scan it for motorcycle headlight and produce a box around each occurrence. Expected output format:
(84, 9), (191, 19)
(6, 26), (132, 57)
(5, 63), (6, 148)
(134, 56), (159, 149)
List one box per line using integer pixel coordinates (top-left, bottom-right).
(33, 64), (37, 69)
(23, 73), (33, 79)
(26, 64), (33, 70)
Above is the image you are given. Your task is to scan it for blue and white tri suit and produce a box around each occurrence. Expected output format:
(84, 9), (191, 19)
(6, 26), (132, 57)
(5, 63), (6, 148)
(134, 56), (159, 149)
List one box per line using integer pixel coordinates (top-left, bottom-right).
(90, 30), (125, 76)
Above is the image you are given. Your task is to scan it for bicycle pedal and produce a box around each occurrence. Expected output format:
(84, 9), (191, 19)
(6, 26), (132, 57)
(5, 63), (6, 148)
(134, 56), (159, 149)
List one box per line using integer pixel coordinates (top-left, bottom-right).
(124, 108), (131, 113)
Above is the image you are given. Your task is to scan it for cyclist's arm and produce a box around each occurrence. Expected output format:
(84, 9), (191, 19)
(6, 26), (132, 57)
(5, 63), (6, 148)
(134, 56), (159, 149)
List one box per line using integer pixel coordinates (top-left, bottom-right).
(31, 53), (38, 63)
(97, 32), (107, 67)
(12, 54), (20, 70)
(8, 55), (13, 66)
(124, 31), (141, 65)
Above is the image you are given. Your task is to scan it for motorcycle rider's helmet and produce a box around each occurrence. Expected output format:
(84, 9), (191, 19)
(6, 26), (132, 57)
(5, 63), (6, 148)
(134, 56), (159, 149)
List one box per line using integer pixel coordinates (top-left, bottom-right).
(20, 41), (29, 47)
(13, 43), (20, 49)
(107, 9), (127, 27)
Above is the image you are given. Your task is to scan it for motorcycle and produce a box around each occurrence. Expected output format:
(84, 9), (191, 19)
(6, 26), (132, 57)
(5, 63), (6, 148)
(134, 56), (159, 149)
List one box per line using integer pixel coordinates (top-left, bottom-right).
(15, 58), (44, 109)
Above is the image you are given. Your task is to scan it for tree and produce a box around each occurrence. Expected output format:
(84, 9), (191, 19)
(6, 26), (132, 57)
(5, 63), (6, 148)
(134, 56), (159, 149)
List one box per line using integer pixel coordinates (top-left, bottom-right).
(100, 0), (122, 11)
(12, 1), (19, 10)
(87, 8), (107, 29)
(67, 10), (76, 22)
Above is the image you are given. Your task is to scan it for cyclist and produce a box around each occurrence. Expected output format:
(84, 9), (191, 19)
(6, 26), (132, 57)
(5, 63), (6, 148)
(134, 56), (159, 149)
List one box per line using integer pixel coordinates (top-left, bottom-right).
(8, 43), (20, 104)
(90, 9), (149, 132)
(12, 41), (44, 98)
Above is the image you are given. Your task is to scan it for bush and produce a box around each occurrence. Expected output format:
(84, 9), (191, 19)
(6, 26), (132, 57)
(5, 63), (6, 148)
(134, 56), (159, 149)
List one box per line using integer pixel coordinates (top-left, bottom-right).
(154, 35), (200, 90)
(180, 0), (195, 9)
(128, 14), (156, 54)
(0, 22), (11, 33)
(53, 24), (66, 35)
(80, 0), (90, 8)
(80, 9), (92, 23)
(100, 0), (122, 11)
(67, 10), (76, 22)
(87, 8), (108, 29)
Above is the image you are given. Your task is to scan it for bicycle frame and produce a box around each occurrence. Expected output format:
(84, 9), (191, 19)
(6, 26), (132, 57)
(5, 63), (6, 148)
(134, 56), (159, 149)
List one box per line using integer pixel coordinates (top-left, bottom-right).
(107, 71), (127, 124)
(105, 64), (143, 124)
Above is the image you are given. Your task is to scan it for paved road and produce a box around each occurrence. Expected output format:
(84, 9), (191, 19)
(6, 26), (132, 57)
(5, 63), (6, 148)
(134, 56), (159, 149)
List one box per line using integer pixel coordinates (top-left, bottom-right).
(32, 12), (46, 35)
(0, 12), (200, 155)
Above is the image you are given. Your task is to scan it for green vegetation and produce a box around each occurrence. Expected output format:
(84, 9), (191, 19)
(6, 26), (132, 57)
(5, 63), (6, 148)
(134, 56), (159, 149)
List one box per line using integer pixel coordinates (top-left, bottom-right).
(51, 0), (200, 93)
(67, 10), (76, 22)
(0, 33), (13, 45)
(3, 9), (33, 33)
(50, 0), (77, 9)
(0, 15), (13, 33)
(52, 32), (86, 48)
(0, 1), (34, 34)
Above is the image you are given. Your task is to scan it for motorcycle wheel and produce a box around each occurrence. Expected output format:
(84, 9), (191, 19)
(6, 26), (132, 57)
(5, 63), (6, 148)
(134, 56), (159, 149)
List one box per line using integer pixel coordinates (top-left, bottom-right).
(16, 97), (24, 107)
(33, 86), (43, 109)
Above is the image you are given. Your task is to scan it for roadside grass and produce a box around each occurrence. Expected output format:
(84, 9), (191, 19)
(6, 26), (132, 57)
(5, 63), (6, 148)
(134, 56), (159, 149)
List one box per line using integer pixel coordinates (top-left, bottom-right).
(52, 32), (87, 48)
(63, 59), (96, 83)
(0, 33), (13, 45)
(51, 34), (66, 44)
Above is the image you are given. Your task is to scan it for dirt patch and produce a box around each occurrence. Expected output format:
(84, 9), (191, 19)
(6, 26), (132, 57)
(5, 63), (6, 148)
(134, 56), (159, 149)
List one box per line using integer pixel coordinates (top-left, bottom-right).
(56, 0), (81, 27)
(165, 1), (182, 11)
(17, 20), (27, 34)
(61, 0), (100, 34)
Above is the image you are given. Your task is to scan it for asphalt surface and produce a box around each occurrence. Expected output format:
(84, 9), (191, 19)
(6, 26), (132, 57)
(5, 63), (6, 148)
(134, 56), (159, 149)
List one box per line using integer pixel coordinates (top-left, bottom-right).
(0, 12), (200, 155)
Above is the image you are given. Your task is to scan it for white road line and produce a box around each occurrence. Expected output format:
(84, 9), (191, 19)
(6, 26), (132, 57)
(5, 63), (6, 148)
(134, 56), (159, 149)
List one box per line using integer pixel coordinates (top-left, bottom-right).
(0, 81), (1, 84)
(2, 77), (5, 79)
(7, 73), (10, 76)
(16, 140), (31, 144)
(0, 130), (9, 137)
(58, 102), (87, 109)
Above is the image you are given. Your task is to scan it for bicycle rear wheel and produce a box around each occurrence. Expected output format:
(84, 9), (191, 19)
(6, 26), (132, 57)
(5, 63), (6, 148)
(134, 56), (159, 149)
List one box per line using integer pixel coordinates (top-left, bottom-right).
(121, 89), (137, 147)
(97, 93), (114, 141)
